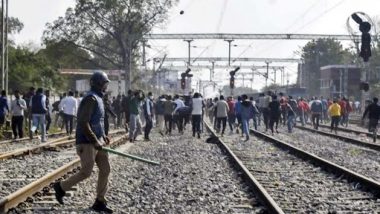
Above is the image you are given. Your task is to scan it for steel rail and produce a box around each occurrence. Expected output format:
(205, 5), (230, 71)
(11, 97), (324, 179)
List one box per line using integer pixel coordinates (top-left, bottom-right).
(0, 134), (128, 213)
(318, 124), (378, 138)
(296, 125), (380, 152)
(0, 129), (125, 160)
(0, 131), (66, 146)
(204, 121), (284, 214)
(250, 128), (380, 192)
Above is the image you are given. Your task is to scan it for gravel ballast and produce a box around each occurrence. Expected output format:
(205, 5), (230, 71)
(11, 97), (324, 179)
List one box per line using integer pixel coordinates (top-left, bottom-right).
(221, 130), (380, 213)
(17, 130), (264, 213)
(273, 126), (380, 182)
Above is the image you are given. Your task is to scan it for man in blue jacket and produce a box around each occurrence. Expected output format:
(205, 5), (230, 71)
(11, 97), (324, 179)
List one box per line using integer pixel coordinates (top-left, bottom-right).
(30, 88), (48, 142)
(311, 97), (323, 130)
(54, 71), (113, 213)
(0, 90), (9, 129)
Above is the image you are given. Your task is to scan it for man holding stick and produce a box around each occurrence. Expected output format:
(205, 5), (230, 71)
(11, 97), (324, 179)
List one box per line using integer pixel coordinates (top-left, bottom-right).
(53, 71), (113, 213)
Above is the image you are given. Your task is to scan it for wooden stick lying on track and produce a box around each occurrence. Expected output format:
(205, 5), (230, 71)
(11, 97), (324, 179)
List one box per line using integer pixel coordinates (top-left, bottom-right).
(102, 147), (160, 165)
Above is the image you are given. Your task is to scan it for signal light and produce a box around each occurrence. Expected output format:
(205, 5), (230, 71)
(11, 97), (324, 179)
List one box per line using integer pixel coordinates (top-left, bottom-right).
(181, 78), (186, 90)
(230, 77), (235, 89)
(351, 13), (372, 62)
(360, 82), (369, 92)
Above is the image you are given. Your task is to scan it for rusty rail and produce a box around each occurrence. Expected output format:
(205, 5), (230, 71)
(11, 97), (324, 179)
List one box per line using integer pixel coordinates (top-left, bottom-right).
(0, 134), (127, 213)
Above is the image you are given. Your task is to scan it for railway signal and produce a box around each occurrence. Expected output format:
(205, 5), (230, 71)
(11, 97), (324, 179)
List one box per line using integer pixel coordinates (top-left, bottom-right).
(180, 68), (192, 90)
(351, 13), (372, 62)
(229, 66), (240, 89)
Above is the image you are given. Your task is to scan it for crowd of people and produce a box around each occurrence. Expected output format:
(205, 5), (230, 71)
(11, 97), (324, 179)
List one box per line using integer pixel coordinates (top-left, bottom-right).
(204, 91), (364, 138)
(0, 71), (372, 213)
(0, 81), (374, 146)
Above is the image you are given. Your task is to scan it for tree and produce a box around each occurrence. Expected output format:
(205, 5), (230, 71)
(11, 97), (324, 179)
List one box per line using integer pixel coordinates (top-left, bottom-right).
(43, 0), (178, 91)
(300, 38), (353, 96)
(8, 46), (67, 93)
(39, 40), (96, 69)
(0, 10), (24, 35)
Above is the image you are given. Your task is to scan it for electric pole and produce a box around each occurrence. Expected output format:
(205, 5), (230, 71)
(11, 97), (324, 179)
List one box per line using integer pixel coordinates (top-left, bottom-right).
(184, 39), (193, 67)
(225, 39), (234, 66)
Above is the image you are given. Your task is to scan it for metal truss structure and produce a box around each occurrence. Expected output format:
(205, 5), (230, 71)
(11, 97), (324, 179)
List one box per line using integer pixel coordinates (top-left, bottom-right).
(156, 57), (301, 63)
(145, 33), (359, 41)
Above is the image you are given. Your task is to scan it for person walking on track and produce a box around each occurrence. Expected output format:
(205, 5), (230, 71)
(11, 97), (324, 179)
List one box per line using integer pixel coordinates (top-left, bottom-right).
(328, 99), (341, 134)
(216, 95), (229, 136)
(191, 92), (203, 138)
(59, 91), (78, 136)
(362, 97), (380, 133)
(143, 92), (154, 141)
(310, 97), (323, 130)
(0, 90), (9, 130)
(240, 94), (251, 141)
(11, 90), (27, 139)
(268, 95), (281, 134)
(30, 88), (48, 143)
(54, 71), (113, 213)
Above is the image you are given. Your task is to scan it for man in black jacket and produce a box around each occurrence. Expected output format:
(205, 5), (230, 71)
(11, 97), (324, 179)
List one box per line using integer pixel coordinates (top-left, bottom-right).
(362, 97), (380, 133)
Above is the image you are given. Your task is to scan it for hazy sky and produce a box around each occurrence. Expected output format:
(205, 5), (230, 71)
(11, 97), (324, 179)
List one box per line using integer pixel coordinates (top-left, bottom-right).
(8, 0), (380, 92)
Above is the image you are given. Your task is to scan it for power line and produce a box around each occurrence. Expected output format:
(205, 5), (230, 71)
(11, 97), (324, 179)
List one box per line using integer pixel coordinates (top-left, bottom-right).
(250, 0), (347, 57)
(292, 0), (347, 33)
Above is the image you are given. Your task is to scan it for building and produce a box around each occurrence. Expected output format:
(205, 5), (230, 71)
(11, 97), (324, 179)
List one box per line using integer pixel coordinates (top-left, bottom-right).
(319, 65), (361, 99)
(60, 69), (125, 98)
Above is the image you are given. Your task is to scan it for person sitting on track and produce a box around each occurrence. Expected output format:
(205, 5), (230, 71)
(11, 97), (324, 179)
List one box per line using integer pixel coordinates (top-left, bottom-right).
(362, 97), (380, 133)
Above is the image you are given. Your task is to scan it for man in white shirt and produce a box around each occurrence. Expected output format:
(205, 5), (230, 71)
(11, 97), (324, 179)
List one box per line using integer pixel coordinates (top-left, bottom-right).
(11, 90), (27, 139)
(59, 91), (78, 135)
(191, 92), (203, 138)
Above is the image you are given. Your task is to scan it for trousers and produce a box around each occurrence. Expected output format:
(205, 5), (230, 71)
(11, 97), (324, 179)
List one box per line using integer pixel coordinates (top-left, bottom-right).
(60, 144), (110, 202)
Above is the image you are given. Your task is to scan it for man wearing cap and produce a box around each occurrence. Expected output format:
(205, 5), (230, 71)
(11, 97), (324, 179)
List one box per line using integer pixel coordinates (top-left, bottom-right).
(53, 71), (113, 213)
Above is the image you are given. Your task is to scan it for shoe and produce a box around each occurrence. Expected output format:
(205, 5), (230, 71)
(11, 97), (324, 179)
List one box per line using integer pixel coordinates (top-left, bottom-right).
(245, 136), (249, 141)
(193, 133), (195, 137)
(53, 182), (65, 205)
(92, 199), (113, 213)
(197, 133), (201, 139)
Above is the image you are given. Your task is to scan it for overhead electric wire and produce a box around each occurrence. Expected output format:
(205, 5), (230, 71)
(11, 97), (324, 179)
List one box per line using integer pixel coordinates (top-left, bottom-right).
(293, 0), (347, 33)
(235, 0), (347, 60)
(283, 0), (320, 33)
(208, 0), (229, 57)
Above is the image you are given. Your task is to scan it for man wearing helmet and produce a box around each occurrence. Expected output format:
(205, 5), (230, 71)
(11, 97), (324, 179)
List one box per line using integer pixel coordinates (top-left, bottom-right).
(53, 71), (113, 213)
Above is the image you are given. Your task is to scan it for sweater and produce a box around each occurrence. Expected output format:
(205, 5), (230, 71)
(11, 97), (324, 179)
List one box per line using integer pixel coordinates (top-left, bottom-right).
(328, 103), (341, 117)
(216, 100), (229, 118)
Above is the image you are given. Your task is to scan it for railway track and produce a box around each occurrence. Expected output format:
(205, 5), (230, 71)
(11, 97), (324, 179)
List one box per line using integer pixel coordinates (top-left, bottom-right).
(0, 132), (128, 213)
(0, 132), (67, 154)
(0, 129), (125, 161)
(296, 125), (380, 152)
(318, 123), (377, 138)
(277, 126), (380, 182)
(204, 121), (380, 213)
